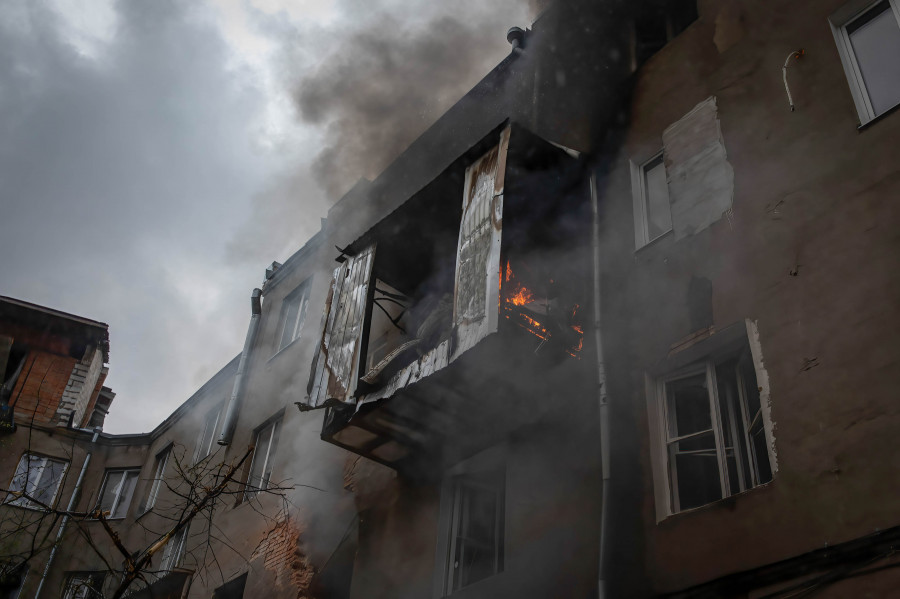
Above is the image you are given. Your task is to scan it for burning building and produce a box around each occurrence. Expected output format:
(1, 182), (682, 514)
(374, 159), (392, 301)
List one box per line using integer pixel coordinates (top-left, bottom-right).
(3, 0), (900, 597)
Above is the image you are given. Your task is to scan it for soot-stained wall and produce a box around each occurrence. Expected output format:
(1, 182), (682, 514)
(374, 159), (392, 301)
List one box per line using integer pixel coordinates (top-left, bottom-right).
(596, 0), (900, 593)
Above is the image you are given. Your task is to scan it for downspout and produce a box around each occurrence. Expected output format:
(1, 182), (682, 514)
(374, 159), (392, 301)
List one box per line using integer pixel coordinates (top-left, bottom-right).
(218, 288), (262, 446)
(34, 428), (101, 599)
(591, 172), (611, 599)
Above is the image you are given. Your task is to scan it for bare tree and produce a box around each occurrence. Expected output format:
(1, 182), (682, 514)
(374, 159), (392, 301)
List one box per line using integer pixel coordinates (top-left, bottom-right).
(0, 433), (296, 599)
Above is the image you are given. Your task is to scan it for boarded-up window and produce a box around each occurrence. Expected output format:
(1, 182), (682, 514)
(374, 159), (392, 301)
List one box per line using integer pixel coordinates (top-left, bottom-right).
(452, 128), (510, 359)
(308, 246), (376, 406)
(661, 96), (734, 241)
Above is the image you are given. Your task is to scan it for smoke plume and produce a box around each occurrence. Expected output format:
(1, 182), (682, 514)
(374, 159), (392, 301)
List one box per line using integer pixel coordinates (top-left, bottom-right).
(293, 1), (530, 200)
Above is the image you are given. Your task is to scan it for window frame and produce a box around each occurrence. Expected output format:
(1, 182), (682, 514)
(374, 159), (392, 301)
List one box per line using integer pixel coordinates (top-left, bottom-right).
(4, 453), (68, 510)
(274, 279), (312, 354)
(62, 571), (105, 599)
(144, 445), (171, 512)
(193, 405), (222, 464)
(830, 0), (900, 125)
(630, 150), (673, 249)
(95, 468), (140, 520)
(243, 416), (282, 502)
(646, 321), (776, 520)
(158, 525), (189, 573)
(433, 447), (506, 597)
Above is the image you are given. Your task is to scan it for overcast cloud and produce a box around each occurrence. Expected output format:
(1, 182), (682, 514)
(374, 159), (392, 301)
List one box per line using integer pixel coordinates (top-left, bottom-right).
(0, 0), (527, 433)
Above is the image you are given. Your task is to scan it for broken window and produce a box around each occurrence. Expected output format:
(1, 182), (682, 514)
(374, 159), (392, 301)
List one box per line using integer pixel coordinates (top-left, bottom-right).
(830, 0), (900, 125)
(275, 279), (311, 353)
(445, 470), (505, 593)
(245, 416), (281, 501)
(631, 151), (672, 248)
(96, 469), (139, 519)
(657, 345), (773, 513)
(5, 453), (68, 509)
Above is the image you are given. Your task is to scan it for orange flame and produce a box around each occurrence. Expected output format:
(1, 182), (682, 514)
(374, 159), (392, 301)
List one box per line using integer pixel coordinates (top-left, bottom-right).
(501, 260), (583, 357)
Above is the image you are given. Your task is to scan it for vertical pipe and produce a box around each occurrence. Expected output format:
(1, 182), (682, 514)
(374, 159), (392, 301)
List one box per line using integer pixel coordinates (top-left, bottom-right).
(34, 429), (100, 599)
(591, 173), (611, 599)
(218, 288), (263, 446)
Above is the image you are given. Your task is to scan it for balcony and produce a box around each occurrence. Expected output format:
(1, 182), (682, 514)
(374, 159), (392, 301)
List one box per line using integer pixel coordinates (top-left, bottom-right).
(303, 122), (590, 472)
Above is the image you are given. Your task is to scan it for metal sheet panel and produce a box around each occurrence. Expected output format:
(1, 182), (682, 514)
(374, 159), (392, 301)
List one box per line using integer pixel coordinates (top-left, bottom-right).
(308, 245), (376, 406)
(451, 126), (510, 361)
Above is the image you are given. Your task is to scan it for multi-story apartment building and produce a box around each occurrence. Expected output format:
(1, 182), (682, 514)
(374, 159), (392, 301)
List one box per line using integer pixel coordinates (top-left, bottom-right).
(3, 0), (899, 597)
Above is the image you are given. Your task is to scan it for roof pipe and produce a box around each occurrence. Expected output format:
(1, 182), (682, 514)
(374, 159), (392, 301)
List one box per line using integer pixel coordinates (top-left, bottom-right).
(590, 172), (611, 599)
(218, 288), (262, 446)
(34, 428), (101, 598)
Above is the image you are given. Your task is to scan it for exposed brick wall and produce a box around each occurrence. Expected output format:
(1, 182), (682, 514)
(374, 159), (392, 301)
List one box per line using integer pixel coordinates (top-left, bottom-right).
(250, 517), (316, 597)
(56, 347), (103, 427)
(10, 350), (77, 424)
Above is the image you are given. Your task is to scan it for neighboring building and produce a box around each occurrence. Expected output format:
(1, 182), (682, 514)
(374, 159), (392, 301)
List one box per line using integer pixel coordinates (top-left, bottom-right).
(3, 0), (900, 597)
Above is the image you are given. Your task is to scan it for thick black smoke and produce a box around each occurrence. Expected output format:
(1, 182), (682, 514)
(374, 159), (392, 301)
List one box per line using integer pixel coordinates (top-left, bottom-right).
(293, 3), (529, 199)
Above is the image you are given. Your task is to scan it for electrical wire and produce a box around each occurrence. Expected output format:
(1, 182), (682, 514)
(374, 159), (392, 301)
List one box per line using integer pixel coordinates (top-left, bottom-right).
(783, 49), (804, 112)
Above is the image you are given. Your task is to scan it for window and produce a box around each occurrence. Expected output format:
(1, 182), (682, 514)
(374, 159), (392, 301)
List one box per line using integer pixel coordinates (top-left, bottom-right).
(96, 469), (139, 519)
(158, 526), (188, 573)
(144, 447), (171, 512)
(275, 280), (311, 353)
(5, 454), (68, 509)
(194, 406), (221, 463)
(831, 0), (900, 125)
(443, 471), (505, 593)
(244, 417), (281, 501)
(651, 341), (773, 515)
(631, 152), (672, 248)
(62, 572), (105, 599)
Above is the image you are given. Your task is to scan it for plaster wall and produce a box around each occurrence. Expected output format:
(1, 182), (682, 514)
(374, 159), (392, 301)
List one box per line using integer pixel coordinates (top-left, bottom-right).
(594, 0), (900, 592)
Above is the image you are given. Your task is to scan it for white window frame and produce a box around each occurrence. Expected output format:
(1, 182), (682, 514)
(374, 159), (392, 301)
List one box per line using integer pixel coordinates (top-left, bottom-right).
(244, 416), (282, 501)
(630, 151), (672, 249)
(5, 453), (68, 510)
(830, 0), (900, 125)
(158, 525), (189, 573)
(274, 279), (312, 353)
(193, 406), (221, 464)
(62, 572), (105, 599)
(646, 321), (776, 520)
(145, 446), (171, 512)
(96, 469), (140, 520)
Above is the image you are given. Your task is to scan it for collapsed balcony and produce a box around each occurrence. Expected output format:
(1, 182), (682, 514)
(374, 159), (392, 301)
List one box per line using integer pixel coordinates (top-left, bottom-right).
(303, 122), (590, 472)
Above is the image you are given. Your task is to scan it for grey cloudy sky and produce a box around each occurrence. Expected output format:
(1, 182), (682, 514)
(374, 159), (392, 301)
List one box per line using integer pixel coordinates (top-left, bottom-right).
(0, 0), (527, 433)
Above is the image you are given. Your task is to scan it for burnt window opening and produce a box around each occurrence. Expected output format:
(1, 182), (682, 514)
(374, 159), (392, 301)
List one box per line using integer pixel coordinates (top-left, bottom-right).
(497, 128), (589, 361)
(356, 181), (462, 390)
(632, 0), (698, 68)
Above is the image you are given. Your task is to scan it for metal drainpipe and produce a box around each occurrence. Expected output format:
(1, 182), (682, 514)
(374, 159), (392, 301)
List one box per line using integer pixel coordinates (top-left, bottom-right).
(34, 428), (101, 599)
(590, 172), (611, 599)
(218, 288), (262, 446)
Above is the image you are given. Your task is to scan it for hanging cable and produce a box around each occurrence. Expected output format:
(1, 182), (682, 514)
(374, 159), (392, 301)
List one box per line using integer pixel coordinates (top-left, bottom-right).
(782, 49), (805, 112)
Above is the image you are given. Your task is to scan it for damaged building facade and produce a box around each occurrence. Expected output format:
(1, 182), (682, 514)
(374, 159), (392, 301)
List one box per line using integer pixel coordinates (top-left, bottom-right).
(3, 0), (900, 597)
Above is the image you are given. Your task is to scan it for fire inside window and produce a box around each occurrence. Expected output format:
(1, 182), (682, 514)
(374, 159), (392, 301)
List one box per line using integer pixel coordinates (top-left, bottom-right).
(500, 259), (583, 358)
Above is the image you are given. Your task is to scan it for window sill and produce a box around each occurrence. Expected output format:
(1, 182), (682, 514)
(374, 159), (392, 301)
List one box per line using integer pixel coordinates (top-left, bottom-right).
(634, 228), (673, 254)
(857, 100), (900, 131)
(658, 479), (775, 524)
(267, 336), (303, 365)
